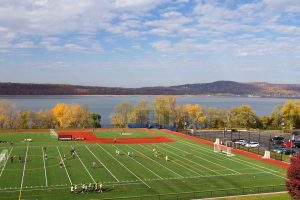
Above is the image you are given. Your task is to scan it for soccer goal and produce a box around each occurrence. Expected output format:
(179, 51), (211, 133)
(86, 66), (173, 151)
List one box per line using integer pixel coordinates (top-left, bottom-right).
(214, 138), (234, 156)
(50, 129), (58, 139)
(0, 149), (9, 168)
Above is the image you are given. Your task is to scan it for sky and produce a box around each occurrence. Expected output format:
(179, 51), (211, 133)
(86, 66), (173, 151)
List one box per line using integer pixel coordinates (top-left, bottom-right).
(0, 0), (300, 87)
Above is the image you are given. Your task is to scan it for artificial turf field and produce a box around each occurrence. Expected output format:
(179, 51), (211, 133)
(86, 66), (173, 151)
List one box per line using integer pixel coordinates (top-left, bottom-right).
(0, 129), (287, 200)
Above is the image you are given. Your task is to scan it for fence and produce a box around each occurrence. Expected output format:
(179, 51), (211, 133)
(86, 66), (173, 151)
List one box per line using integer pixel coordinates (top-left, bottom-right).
(180, 129), (293, 163)
(100, 185), (286, 200)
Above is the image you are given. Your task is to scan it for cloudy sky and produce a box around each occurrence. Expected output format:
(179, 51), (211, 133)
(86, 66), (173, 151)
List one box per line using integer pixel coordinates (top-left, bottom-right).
(0, 0), (300, 87)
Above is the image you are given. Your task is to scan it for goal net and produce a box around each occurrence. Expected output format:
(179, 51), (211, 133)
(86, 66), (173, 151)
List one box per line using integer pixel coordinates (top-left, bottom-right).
(0, 149), (9, 168)
(214, 138), (234, 156)
(50, 129), (58, 138)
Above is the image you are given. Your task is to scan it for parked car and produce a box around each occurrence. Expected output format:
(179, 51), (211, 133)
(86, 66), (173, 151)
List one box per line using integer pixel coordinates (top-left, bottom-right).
(271, 136), (284, 145)
(245, 142), (259, 148)
(272, 147), (285, 153)
(282, 140), (293, 148)
(292, 141), (300, 148)
(281, 149), (296, 155)
(235, 139), (247, 146)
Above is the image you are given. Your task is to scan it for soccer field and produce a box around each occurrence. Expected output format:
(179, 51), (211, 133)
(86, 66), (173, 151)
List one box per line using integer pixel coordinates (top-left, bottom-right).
(0, 129), (286, 200)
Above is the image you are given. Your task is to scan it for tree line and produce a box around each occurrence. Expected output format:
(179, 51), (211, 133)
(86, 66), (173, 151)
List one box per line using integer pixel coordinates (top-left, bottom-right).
(0, 101), (101, 129)
(110, 96), (300, 131)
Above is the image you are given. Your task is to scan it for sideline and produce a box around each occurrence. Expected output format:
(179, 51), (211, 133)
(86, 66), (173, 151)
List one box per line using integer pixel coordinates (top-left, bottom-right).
(18, 144), (29, 200)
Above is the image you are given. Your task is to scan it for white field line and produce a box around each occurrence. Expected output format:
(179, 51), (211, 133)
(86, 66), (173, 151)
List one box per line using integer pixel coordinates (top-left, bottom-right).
(128, 144), (184, 178)
(18, 144), (29, 200)
(56, 146), (72, 185)
(0, 171), (270, 193)
(97, 144), (151, 188)
(74, 151), (96, 183)
(41, 147), (48, 187)
(179, 140), (286, 179)
(165, 143), (240, 174)
(142, 144), (201, 176)
(0, 147), (13, 177)
(113, 145), (163, 180)
(85, 145), (120, 182)
(153, 144), (222, 175)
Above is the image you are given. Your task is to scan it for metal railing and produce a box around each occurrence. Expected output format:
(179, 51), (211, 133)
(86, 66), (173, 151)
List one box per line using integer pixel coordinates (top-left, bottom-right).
(100, 185), (286, 200)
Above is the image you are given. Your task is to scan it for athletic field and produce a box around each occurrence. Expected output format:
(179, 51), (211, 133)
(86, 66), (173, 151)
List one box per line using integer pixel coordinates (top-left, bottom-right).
(0, 129), (287, 200)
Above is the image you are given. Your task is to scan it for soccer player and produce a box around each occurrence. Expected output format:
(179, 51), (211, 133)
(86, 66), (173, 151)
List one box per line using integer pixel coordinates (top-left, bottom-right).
(98, 183), (103, 193)
(165, 155), (168, 161)
(59, 160), (63, 168)
(63, 154), (66, 160)
(92, 161), (96, 169)
(70, 185), (74, 193)
(10, 156), (14, 163)
(43, 146), (47, 153)
(114, 138), (117, 143)
(74, 184), (78, 193)
(18, 155), (22, 163)
(127, 152), (130, 157)
(44, 153), (48, 160)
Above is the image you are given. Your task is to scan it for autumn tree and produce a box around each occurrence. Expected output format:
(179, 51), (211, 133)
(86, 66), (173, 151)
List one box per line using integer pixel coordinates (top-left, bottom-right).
(269, 105), (283, 129)
(229, 105), (258, 129)
(281, 100), (300, 130)
(0, 100), (18, 129)
(90, 113), (101, 128)
(129, 100), (149, 124)
(110, 102), (133, 128)
(204, 107), (228, 129)
(153, 96), (177, 125)
(286, 153), (300, 200)
(183, 104), (205, 129)
(18, 110), (30, 129)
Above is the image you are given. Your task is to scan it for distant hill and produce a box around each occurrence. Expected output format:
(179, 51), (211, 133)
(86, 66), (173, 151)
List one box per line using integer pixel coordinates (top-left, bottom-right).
(0, 81), (300, 98)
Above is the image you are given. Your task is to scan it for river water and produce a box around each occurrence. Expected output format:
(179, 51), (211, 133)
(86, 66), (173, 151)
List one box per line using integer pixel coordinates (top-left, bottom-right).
(0, 95), (291, 125)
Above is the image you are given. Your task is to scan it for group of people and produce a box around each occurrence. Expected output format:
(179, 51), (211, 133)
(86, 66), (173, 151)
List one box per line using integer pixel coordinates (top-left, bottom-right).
(10, 155), (22, 163)
(115, 149), (134, 157)
(152, 149), (169, 161)
(71, 182), (103, 193)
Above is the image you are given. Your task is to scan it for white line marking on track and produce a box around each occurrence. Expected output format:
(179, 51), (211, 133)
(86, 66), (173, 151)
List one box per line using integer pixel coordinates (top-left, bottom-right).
(56, 146), (72, 185)
(85, 145), (120, 182)
(18, 144), (29, 200)
(153, 144), (222, 175)
(97, 144), (151, 188)
(129, 144), (184, 178)
(74, 151), (96, 183)
(0, 147), (13, 177)
(41, 147), (48, 187)
(165, 143), (240, 174)
(113, 145), (163, 179)
(179, 140), (286, 179)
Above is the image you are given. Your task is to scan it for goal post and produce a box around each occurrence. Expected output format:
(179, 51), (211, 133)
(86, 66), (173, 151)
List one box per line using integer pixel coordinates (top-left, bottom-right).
(214, 138), (234, 156)
(50, 129), (58, 139)
(0, 149), (9, 168)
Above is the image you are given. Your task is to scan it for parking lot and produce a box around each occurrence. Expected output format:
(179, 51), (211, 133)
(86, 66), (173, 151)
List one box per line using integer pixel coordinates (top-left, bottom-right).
(182, 129), (300, 158)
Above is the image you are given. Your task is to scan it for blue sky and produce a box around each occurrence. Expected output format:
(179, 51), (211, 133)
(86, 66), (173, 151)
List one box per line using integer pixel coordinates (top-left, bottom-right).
(0, 0), (300, 87)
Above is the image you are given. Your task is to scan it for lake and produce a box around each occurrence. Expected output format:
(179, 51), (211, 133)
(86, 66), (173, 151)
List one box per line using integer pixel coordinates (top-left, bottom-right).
(0, 95), (292, 125)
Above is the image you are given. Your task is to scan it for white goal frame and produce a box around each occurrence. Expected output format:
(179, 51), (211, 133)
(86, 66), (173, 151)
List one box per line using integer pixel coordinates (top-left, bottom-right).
(214, 138), (234, 156)
(50, 129), (58, 138)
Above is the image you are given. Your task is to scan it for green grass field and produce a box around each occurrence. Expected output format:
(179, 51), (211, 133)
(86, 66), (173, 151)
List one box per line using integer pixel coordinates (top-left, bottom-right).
(0, 129), (287, 200)
(94, 129), (156, 138)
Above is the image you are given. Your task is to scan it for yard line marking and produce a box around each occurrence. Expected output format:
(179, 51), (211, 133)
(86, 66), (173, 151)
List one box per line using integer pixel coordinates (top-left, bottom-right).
(113, 144), (163, 179)
(85, 145), (120, 182)
(129, 144), (183, 178)
(0, 147), (13, 177)
(18, 144), (29, 200)
(56, 146), (72, 185)
(74, 150), (96, 183)
(142, 144), (201, 176)
(97, 144), (151, 188)
(179, 140), (286, 179)
(41, 147), (48, 187)
(165, 143), (240, 174)
(153, 144), (222, 175)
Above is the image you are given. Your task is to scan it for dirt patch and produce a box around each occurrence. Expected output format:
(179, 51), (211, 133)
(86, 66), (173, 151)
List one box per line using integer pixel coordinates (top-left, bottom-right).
(59, 129), (175, 144)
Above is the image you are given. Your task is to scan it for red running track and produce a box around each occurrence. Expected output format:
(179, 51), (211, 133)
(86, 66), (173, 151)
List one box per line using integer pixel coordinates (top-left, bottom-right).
(160, 129), (290, 169)
(58, 129), (175, 144)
